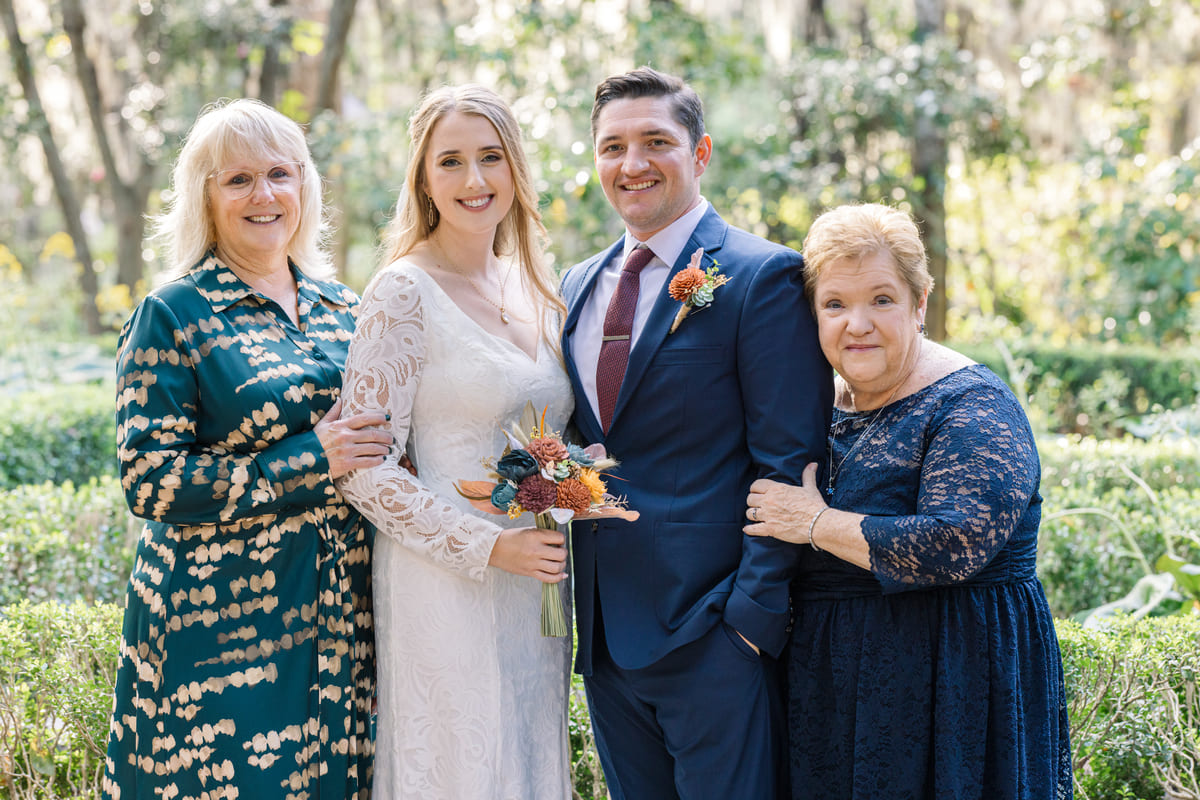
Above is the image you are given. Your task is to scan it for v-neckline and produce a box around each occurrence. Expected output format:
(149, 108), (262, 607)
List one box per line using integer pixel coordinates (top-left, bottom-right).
(405, 262), (543, 364)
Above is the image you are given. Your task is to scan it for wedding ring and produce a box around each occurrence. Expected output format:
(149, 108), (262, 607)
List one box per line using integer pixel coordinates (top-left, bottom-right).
(750, 507), (759, 522)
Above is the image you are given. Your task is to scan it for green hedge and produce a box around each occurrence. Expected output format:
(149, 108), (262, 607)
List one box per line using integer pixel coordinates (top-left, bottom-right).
(1036, 435), (1200, 618)
(0, 477), (138, 609)
(958, 341), (1200, 435)
(0, 384), (116, 490)
(0, 602), (607, 800)
(1059, 615), (1200, 800)
(6, 604), (1196, 800)
(0, 600), (123, 800)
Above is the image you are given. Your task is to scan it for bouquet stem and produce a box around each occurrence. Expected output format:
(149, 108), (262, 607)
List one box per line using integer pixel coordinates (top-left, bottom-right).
(537, 513), (569, 638)
(541, 582), (568, 637)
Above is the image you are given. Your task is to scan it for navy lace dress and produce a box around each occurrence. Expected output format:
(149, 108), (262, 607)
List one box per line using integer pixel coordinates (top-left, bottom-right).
(787, 365), (1072, 800)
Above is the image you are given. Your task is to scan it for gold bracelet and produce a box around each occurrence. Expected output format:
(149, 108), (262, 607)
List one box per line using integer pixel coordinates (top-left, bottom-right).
(808, 507), (830, 552)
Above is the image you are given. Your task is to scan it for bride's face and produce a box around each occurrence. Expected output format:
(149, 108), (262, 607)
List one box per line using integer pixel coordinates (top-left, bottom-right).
(422, 111), (516, 237)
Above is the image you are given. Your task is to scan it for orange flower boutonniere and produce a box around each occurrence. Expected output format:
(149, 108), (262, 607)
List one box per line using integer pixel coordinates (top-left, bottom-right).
(667, 247), (729, 334)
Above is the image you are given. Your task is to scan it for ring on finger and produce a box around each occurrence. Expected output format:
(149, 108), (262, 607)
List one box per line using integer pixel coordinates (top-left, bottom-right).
(749, 507), (759, 522)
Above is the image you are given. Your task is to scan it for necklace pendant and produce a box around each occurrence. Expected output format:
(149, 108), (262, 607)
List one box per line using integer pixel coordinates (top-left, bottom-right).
(499, 308), (510, 324)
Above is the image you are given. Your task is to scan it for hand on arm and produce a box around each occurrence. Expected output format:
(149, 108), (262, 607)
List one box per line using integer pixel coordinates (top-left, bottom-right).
(314, 398), (392, 479)
(744, 463), (870, 570)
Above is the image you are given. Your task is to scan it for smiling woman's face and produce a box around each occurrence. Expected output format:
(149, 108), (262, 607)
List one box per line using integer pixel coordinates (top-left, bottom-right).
(209, 152), (302, 269)
(814, 249), (927, 409)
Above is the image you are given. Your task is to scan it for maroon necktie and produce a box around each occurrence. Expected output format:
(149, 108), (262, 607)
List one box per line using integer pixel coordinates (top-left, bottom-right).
(596, 246), (655, 433)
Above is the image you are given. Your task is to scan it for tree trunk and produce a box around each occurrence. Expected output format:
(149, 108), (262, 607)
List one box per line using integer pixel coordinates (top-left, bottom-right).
(913, 0), (948, 341)
(805, 0), (831, 45)
(61, 0), (153, 290)
(1, 0), (101, 334)
(315, 0), (357, 113)
(259, 0), (290, 104)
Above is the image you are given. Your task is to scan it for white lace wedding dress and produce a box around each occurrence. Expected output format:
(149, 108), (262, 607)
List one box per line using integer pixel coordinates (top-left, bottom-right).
(337, 261), (574, 800)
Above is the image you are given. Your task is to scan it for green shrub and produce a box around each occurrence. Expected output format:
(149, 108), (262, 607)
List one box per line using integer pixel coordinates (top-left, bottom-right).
(0, 603), (608, 800)
(1039, 483), (1200, 618)
(1040, 434), (1200, 494)
(0, 384), (116, 490)
(1057, 615), (1200, 800)
(1035, 434), (1200, 617)
(0, 600), (123, 800)
(959, 341), (1199, 435)
(0, 477), (138, 608)
(569, 674), (607, 800)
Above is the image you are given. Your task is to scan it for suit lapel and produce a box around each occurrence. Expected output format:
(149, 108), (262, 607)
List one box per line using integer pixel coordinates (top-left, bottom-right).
(610, 209), (730, 428)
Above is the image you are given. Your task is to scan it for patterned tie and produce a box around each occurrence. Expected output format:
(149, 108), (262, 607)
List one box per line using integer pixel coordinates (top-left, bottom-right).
(596, 246), (655, 433)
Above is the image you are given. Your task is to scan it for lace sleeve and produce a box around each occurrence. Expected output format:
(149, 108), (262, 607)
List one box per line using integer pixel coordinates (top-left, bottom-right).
(864, 381), (1039, 592)
(336, 266), (502, 580)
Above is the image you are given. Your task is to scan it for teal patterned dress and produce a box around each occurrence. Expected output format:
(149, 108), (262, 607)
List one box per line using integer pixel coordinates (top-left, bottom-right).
(102, 252), (375, 800)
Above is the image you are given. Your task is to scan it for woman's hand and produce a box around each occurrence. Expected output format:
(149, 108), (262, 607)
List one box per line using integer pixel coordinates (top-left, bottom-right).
(744, 462), (827, 544)
(315, 399), (393, 479)
(489, 526), (568, 584)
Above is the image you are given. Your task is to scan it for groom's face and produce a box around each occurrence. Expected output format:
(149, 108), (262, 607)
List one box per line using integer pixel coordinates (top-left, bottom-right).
(593, 95), (712, 240)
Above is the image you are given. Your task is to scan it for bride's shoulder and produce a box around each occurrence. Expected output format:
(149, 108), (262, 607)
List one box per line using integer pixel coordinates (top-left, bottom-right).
(364, 257), (438, 298)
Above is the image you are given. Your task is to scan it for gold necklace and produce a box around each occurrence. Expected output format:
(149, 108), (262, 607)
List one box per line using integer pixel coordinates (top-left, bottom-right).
(433, 242), (515, 325)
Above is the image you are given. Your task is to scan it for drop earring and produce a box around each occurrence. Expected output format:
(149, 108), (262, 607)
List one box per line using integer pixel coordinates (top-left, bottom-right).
(425, 195), (438, 228)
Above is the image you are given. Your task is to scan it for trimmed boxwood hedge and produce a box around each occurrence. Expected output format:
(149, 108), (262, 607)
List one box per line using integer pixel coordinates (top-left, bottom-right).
(0, 384), (116, 490)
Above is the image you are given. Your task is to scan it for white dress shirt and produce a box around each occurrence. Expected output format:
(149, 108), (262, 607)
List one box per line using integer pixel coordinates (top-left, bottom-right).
(571, 199), (710, 422)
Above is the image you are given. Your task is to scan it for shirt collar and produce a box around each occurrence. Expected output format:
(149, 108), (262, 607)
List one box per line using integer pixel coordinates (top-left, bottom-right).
(622, 197), (710, 268)
(190, 249), (351, 313)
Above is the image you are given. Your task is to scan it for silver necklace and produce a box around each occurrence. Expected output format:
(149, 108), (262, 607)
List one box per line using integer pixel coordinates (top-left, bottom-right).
(826, 362), (917, 498)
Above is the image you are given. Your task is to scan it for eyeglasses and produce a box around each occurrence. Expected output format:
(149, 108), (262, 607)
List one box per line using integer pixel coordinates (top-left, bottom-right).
(209, 161), (304, 199)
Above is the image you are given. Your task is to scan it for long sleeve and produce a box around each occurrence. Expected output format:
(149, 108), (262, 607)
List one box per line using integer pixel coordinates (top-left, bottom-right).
(336, 266), (502, 580)
(724, 248), (833, 657)
(117, 294), (338, 525)
(863, 378), (1040, 593)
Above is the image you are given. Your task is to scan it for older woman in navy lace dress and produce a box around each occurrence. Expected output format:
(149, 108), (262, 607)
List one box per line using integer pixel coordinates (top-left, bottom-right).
(744, 203), (1072, 799)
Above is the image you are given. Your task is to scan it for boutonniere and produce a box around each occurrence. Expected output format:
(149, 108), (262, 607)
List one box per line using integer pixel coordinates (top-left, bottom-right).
(667, 247), (729, 334)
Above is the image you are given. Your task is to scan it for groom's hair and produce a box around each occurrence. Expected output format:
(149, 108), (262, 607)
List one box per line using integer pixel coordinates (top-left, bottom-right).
(590, 66), (706, 149)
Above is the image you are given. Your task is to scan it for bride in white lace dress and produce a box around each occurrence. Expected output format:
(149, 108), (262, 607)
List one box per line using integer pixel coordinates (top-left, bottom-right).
(336, 86), (573, 800)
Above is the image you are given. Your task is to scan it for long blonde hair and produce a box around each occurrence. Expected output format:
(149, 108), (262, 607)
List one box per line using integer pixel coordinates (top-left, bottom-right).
(152, 98), (332, 281)
(380, 85), (566, 331)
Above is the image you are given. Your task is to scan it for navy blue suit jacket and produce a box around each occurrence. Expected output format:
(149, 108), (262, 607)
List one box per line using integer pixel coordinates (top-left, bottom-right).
(562, 207), (832, 673)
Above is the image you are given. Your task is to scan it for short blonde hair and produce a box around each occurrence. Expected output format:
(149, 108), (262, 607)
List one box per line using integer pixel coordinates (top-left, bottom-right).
(380, 84), (565, 330)
(801, 203), (933, 309)
(152, 98), (332, 280)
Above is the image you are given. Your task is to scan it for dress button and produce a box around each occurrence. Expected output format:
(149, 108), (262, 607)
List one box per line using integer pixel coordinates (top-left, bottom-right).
(311, 349), (327, 360)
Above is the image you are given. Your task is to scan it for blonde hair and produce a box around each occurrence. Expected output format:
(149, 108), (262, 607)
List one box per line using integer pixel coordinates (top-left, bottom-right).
(801, 203), (933, 310)
(152, 98), (332, 280)
(380, 84), (566, 329)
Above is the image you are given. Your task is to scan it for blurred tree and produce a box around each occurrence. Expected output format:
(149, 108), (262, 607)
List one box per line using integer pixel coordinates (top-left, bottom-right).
(1, 0), (101, 333)
(912, 0), (948, 339)
(61, 0), (158, 292)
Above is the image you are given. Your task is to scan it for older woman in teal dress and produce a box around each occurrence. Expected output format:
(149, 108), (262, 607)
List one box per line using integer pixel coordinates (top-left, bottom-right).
(103, 99), (391, 799)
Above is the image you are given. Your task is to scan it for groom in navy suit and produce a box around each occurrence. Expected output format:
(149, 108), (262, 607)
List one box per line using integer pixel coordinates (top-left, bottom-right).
(561, 67), (832, 799)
